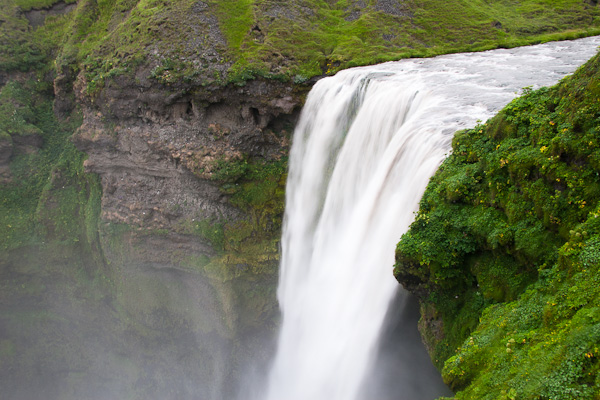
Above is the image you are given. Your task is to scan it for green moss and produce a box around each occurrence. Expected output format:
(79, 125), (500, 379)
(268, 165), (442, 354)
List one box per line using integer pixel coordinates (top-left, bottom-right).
(209, 0), (600, 83)
(442, 257), (600, 400)
(227, 157), (286, 211)
(191, 218), (226, 250)
(15, 0), (77, 11)
(0, 0), (76, 73)
(212, 0), (254, 50)
(395, 52), (600, 398)
(6, 0), (595, 89)
(0, 81), (43, 138)
(0, 74), (101, 254)
(0, 4), (43, 71)
(1, 0), (598, 87)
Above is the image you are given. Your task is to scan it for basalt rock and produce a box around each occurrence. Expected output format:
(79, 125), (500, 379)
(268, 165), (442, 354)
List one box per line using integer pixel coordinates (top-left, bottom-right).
(62, 59), (308, 398)
(73, 71), (306, 238)
(12, 132), (43, 153)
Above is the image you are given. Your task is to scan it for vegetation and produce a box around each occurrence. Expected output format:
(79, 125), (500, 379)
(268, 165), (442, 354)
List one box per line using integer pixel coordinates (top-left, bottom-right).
(178, 156), (288, 277)
(395, 50), (600, 398)
(4, 0), (599, 92)
(0, 78), (100, 251)
(214, 0), (600, 82)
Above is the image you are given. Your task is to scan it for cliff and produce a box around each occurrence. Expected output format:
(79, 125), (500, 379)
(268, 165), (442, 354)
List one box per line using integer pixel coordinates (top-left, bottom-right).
(1, 0), (600, 398)
(395, 50), (600, 399)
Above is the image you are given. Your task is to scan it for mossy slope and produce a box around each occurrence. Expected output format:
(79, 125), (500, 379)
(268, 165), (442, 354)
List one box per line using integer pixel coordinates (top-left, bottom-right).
(4, 0), (599, 91)
(215, 0), (600, 82)
(395, 51), (600, 399)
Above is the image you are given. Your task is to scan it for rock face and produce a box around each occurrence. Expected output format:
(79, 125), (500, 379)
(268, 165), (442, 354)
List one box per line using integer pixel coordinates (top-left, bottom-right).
(73, 75), (304, 235)
(1, 1), (314, 396)
(0, 135), (12, 183)
(0, 81), (304, 398)
(0, 3), (310, 397)
(23, 1), (77, 28)
(59, 56), (308, 399)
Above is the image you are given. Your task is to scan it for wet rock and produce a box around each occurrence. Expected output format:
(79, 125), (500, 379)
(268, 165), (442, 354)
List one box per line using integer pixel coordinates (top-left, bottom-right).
(374, 0), (411, 17)
(72, 63), (307, 241)
(24, 1), (77, 28)
(0, 135), (12, 183)
(53, 66), (76, 117)
(418, 303), (446, 364)
(12, 132), (43, 154)
(192, 1), (209, 13)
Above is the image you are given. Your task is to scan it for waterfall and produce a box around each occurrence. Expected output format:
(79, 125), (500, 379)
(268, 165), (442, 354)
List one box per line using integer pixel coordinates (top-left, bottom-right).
(262, 36), (600, 400)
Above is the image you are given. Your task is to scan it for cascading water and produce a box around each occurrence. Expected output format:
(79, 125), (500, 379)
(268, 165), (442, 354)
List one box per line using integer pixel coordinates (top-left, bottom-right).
(262, 37), (600, 400)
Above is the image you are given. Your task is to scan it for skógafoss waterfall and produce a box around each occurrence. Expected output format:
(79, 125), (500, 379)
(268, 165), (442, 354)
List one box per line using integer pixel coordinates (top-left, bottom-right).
(260, 37), (600, 400)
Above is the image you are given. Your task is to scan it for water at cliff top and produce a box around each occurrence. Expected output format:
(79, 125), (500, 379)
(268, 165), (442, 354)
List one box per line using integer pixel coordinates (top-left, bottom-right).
(262, 37), (600, 400)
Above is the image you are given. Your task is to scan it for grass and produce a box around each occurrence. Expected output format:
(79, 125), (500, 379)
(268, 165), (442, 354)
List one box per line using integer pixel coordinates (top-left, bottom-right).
(211, 0), (600, 82)
(0, 76), (97, 251)
(4, 0), (596, 89)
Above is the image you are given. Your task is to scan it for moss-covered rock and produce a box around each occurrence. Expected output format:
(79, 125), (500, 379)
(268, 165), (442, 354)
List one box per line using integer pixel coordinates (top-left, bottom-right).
(48, 0), (600, 87)
(395, 51), (600, 399)
(5, 0), (599, 93)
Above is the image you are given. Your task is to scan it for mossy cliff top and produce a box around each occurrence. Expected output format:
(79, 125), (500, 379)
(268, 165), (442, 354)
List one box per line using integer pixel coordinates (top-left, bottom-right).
(395, 49), (600, 399)
(2, 0), (600, 92)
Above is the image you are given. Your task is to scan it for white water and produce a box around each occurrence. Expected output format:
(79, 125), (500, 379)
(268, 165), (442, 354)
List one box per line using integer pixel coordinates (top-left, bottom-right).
(262, 37), (600, 400)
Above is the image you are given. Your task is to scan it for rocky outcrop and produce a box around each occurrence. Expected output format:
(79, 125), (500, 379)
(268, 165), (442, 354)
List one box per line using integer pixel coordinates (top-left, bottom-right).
(0, 130), (43, 184)
(0, 135), (12, 183)
(12, 132), (43, 153)
(23, 1), (77, 28)
(59, 56), (308, 398)
(73, 71), (306, 236)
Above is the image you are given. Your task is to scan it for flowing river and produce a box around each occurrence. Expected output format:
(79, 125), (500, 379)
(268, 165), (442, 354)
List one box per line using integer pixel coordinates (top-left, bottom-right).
(260, 36), (600, 400)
